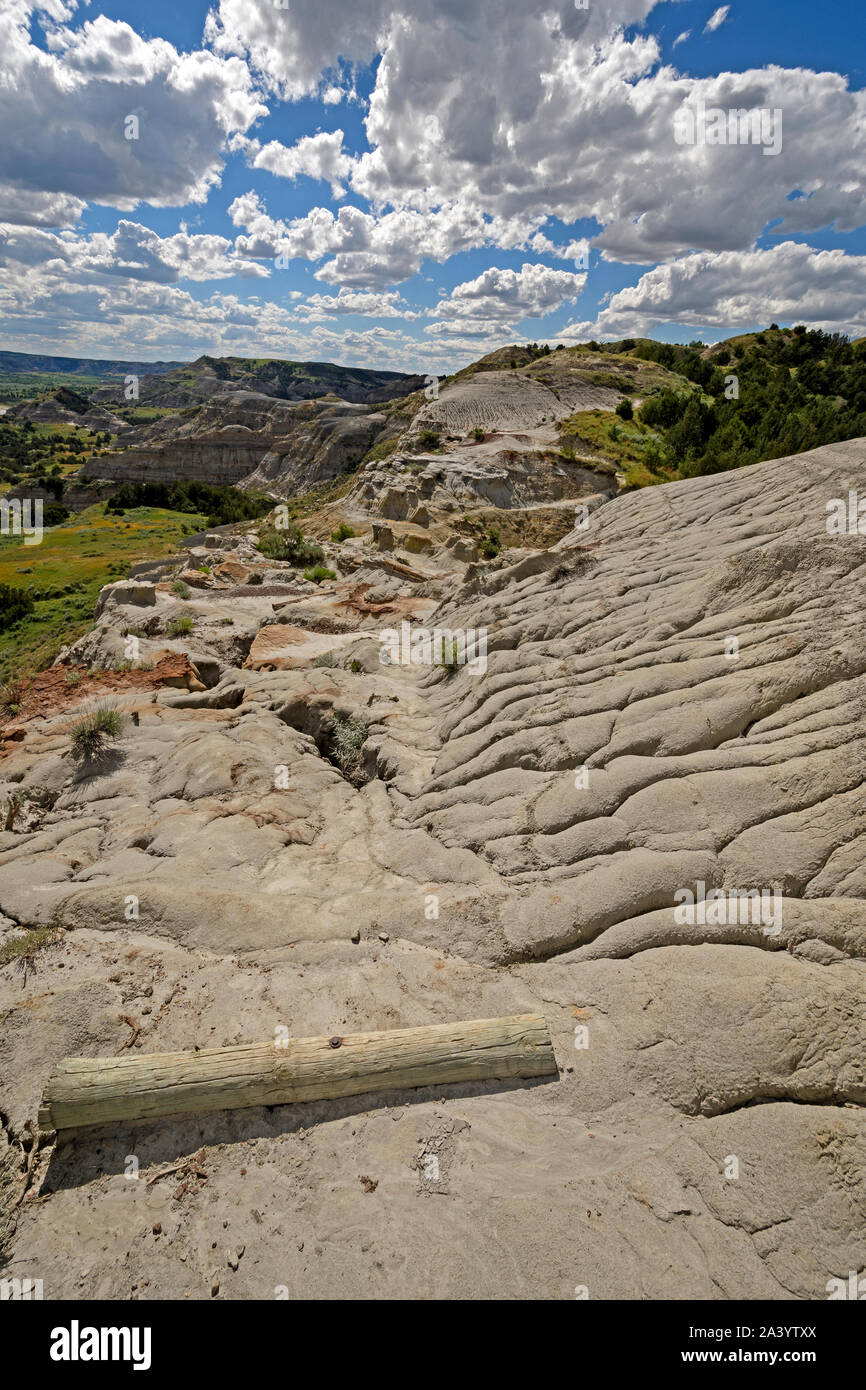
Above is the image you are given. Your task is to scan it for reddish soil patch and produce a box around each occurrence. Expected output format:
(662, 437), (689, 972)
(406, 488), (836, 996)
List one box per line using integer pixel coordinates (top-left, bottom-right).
(0, 654), (200, 735)
(335, 583), (438, 622)
(339, 582), (398, 617)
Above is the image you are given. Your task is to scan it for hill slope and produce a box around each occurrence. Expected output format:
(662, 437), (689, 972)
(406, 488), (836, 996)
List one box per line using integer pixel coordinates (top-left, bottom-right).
(81, 326), (866, 501)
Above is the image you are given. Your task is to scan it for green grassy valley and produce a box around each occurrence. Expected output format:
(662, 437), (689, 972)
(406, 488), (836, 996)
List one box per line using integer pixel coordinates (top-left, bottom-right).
(0, 505), (207, 684)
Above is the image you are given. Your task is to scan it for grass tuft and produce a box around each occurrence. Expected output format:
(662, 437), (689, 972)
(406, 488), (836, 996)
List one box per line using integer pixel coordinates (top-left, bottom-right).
(0, 924), (65, 979)
(69, 704), (125, 762)
(327, 714), (367, 780)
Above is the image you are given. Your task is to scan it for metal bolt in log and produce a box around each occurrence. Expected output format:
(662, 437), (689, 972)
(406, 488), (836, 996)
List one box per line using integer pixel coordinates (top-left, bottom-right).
(38, 1014), (557, 1133)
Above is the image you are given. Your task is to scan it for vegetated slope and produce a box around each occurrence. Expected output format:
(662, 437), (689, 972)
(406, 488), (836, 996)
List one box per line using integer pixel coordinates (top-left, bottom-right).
(0, 505), (209, 683)
(614, 324), (866, 475)
(0, 434), (863, 1299)
(95, 354), (426, 410)
(445, 327), (866, 487)
(0, 411), (111, 487)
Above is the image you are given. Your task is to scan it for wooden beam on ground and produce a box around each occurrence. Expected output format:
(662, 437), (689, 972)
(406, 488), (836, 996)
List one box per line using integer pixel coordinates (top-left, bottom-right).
(38, 1014), (557, 1132)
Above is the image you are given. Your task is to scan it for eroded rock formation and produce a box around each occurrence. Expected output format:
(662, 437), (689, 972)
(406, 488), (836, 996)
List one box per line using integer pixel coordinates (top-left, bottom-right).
(0, 432), (864, 1301)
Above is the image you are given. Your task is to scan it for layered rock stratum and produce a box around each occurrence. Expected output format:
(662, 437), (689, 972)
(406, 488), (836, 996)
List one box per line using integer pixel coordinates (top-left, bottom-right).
(1, 426), (864, 1300)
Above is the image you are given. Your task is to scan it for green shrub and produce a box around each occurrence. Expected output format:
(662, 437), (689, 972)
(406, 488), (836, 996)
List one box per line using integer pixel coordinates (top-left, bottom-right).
(43, 502), (70, 527)
(642, 443), (669, 474)
(166, 615), (193, 637)
(438, 638), (460, 673)
(313, 651), (340, 668)
(303, 564), (336, 584)
(638, 389), (689, 430)
(170, 580), (191, 599)
(472, 425), (485, 442)
(418, 429), (440, 449)
(479, 528), (501, 559)
(0, 584), (34, 632)
(258, 524), (323, 566)
(103, 479), (271, 527)
(69, 705), (125, 762)
(615, 398), (634, 420)
(330, 523), (356, 543)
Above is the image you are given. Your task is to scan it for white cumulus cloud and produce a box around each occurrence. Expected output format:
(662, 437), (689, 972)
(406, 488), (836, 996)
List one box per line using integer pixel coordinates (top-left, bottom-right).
(560, 242), (866, 341)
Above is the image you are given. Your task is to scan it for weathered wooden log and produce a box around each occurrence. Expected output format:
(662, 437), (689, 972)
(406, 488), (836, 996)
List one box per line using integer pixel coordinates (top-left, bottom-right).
(38, 1014), (557, 1132)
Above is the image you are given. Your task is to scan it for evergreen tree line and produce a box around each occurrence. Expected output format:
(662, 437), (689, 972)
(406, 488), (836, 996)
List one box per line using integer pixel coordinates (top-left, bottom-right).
(628, 327), (866, 475)
(103, 479), (273, 527)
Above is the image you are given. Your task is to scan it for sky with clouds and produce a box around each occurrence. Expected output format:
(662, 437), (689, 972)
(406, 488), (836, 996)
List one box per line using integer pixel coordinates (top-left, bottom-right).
(0, 0), (864, 371)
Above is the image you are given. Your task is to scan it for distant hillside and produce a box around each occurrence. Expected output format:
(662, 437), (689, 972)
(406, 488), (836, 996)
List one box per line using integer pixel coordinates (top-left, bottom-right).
(0, 350), (184, 378)
(95, 355), (426, 410)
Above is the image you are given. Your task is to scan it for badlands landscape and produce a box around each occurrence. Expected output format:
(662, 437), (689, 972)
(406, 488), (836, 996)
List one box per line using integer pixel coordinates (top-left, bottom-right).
(1, 339), (864, 1301)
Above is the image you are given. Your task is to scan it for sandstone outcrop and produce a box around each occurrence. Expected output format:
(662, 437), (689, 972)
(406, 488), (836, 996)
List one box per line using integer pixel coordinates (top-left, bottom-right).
(81, 344), (650, 502)
(1, 438), (864, 1301)
(87, 392), (390, 491)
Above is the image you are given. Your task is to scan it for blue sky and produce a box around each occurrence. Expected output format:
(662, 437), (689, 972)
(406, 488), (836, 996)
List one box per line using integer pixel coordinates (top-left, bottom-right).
(1, 0), (864, 370)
